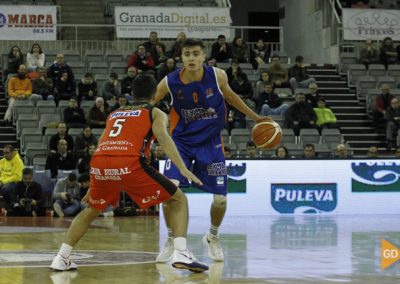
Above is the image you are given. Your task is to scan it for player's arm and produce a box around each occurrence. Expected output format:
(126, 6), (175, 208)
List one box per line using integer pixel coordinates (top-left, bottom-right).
(216, 68), (267, 122)
(152, 107), (203, 186)
(152, 78), (169, 105)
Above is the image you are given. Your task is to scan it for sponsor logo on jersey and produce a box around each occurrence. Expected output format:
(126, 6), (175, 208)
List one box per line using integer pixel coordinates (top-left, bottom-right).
(351, 161), (400, 192)
(181, 107), (218, 123)
(110, 110), (141, 119)
(142, 190), (161, 204)
(206, 88), (214, 98)
(271, 183), (337, 214)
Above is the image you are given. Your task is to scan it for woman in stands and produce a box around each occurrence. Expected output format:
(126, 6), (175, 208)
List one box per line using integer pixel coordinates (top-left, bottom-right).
(255, 70), (271, 98)
(272, 146), (290, 159)
(4, 45), (23, 80)
(27, 43), (45, 71)
(231, 36), (249, 63)
(152, 42), (168, 69)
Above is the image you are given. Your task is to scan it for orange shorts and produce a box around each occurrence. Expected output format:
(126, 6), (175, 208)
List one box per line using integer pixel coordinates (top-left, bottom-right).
(88, 155), (177, 211)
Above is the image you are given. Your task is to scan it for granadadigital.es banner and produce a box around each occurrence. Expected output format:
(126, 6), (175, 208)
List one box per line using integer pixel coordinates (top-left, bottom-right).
(115, 6), (231, 39)
(0, 5), (56, 40)
(342, 8), (400, 40)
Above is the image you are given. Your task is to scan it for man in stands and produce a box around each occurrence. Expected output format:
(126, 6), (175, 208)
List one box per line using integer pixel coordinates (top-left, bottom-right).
(284, 93), (316, 136)
(53, 172), (81, 217)
(121, 66), (137, 98)
(142, 31), (159, 53)
(128, 44), (155, 75)
(47, 54), (75, 88)
(372, 84), (394, 131)
(210, 34), (232, 63)
(385, 97), (400, 150)
(32, 66), (54, 101)
(45, 139), (77, 178)
(303, 144), (317, 159)
(267, 55), (290, 88)
(101, 72), (121, 101)
(288, 55), (316, 91)
(49, 122), (74, 153)
(63, 97), (86, 129)
(77, 73), (97, 102)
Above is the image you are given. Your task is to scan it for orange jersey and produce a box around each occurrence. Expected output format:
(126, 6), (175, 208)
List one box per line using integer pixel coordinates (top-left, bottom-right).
(94, 103), (154, 158)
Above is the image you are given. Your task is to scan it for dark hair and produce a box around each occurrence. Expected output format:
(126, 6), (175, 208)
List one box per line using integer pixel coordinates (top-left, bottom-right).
(247, 141), (256, 148)
(224, 146), (231, 152)
(154, 42), (166, 53)
(295, 55), (304, 63)
(8, 45), (22, 57)
(237, 72), (248, 81)
(84, 72), (93, 78)
(318, 97), (326, 102)
(23, 167), (33, 176)
(3, 144), (14, 152)
(304, 144), (315, 150)
(275, 146), (289, 157)
(132, 74), (157, 99)
(78, 173), (90, 183)
(110, 72), (118, 79)
(231, 58), (239, 65)
(263, 81), (272, 87)
(182, 38), (205, 49)
(217, 34), (226, 40)
(67, 172), (77, 182)
(30, 43), (43, 54)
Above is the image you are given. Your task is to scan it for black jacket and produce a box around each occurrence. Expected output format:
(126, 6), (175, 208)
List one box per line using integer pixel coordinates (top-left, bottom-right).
(45, 152), (77, 178)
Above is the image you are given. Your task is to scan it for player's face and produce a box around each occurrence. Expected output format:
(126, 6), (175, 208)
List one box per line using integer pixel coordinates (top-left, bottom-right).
(181, 46), (205, 72)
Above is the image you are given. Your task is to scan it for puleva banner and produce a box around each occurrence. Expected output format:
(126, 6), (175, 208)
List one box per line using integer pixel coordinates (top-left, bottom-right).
(0, 5), (56, 40)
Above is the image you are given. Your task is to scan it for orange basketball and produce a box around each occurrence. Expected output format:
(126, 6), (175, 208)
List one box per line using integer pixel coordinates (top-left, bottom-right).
(251, 120), (282, 149)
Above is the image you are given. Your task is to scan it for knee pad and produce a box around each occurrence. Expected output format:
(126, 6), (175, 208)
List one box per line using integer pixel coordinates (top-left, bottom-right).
(213, 195), (227, 208)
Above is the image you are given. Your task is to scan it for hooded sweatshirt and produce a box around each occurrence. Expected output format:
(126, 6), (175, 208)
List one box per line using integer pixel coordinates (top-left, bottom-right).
(0, 152), (24, 184)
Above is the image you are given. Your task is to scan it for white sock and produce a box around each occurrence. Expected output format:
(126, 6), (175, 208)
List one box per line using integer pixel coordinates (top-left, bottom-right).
(58, 243), (73, 258)
(167, 228), (173, 239)
(173, 237), (187, 251)
(210, 225), (219, 236)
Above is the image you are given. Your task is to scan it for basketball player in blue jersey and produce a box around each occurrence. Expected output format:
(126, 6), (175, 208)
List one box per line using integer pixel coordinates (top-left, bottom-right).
(154, 38), (266, 263)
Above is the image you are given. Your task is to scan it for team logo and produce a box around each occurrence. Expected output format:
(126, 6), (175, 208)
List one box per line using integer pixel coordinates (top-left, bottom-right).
(205, 88), (214, 98)
(271, 183), (337, 214)
(351, 161), (400, 192)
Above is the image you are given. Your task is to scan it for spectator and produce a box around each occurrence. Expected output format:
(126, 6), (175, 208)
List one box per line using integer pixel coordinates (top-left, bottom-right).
(367, 146), (379, 158)
(77, 173), (90, 206)
(284, 93), (316, 136)
(272, 146), (290, 159)
(245, 141), (258, 158)
(305, 83), (322, 108)
(223, 146), (234, 159)
(169, 31), (186, 62)
(229, 72), (255, 110)
(4, 45), (23, 80)
(360, 39), (378, 68)
(49, 122), (74, 153)
(63, 97), (86, 129)
(333, 143), (351, 159)
(26, 43), (45, 71)
(225, 59), (243, 84)
(121, 67), (138, 97)
(250, 39), (270, 72)
(45, 139), (77, 178)
(152, 42), (168, 68)
(303, 144), (317, 159)
(8, 167), (44, 217)
(78, 73), (97, 102)
(210, 34), (232, 63)
(313, 98), (337, 131)
(372, 84), (394, 130)
(231, 36), (249, 63)
(53, 173), (81, 217)
(150, 143), (166, 170)
(255, 70), (271, 98)
(2, 64), (40, 126)
(288, 55), (316, 91)
(267, 55), (290, 88)
(111, 95), (130, 112)
(0, 145), (24, 210)
(157, 58), (177, 82)
(227, 105), (246, 132)
(142, 31), (159, 53)
(74, 125), (98, 160)
(87, 97), (110, 129)
(258, 81), (289, 115)
(385, 97), (400, 150)
(77, 143), (97, 174)
(47, 53), (75, 88)
(379, 37), (398, 68)
(128, 44), (155, 75)
(54, 71), (76, 103)
(32, 66), (54, 100)
(101, 72), (121, 101)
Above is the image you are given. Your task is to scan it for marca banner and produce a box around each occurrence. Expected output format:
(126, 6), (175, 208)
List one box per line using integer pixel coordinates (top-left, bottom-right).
(342, 8), (400, 40)
(0, 5), (56, 40)
(115, 6), (231, 38)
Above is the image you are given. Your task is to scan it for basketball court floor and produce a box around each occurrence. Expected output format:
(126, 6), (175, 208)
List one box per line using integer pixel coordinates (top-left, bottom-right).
(0, 215), (400, 284)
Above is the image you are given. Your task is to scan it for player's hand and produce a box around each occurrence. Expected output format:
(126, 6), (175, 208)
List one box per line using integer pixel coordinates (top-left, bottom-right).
(255, 115), (272, 123)
(179, 168), (203, 186)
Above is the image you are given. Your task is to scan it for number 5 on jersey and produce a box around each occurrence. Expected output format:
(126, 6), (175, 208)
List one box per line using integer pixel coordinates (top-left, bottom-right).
(109, 118), (126, 137)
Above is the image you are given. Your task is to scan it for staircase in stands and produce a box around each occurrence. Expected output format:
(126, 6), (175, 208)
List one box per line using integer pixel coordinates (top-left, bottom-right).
(0, 77), (18, 153)
(308, 66), (384, 156)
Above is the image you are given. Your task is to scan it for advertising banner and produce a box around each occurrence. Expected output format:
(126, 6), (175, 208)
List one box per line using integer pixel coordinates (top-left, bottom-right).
(115, 6), (231, 38)
(160, 159), (400, 216)
(342, 8), (400, 40)
(0, 5), (56, 40)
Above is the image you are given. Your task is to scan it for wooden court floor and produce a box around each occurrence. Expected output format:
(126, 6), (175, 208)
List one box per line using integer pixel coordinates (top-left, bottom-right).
(1, 215), (400, 284)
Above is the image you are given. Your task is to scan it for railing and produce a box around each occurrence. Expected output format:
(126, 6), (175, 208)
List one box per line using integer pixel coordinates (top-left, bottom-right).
(0, 24), (284, 56)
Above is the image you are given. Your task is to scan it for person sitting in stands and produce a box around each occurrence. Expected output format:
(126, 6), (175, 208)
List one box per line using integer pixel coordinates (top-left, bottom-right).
(54, 71), (76, 103)
(267, 55), (290, 88)
(63, 97), (86, 129)
(157, 58), (177, 82)
(313, 98), (337, 132)
(379, 37), (398, 68)
(169, 32), (186, 62)
(288, 55), (316, 91)
(250, 39), (270, 72)
(53, 172), (81, 217)
(32, 67), (54, 101)
(258, 81), (289, 116)
(74, 125), (98, 160)
(87, 97), (110, 129)
(128, 44), (155, 75)
(360, 39), (378, 68)
(45, 139), (77, 178)
(49, 122), (74, 153)
(78, 73), (97, 102)
(210, 34), (232, 63)
(26, 43), (45, 71)
(121, 67), (137, 98)
(284, 93), (316, 136)
(101, 72), (121, 101)
(231, 36), (249, 63)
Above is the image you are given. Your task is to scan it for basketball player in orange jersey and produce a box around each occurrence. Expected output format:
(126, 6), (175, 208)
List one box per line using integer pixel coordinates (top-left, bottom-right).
(50, 75), (208, 273)
(154, 39), (267, 263)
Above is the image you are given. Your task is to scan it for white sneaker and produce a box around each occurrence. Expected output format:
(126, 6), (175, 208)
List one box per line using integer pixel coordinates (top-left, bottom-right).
(202, 234), (224, 262)
(156, 238), (174, 263)
(50, 254), (78, 271)
(172, 249), (208, 273)
(53, 203), (64, 217)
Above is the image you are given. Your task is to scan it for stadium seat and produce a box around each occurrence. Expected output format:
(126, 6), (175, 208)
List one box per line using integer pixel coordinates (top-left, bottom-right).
(367, 64), (386, 78)
(85, 50), (105, 64)
(356, 76), (377, 99)
(348, 64), (367, 86)
(36, 100), (57, 116)
(69, 61), (86, 74)
(339, 52), (357, 73)
(231, 128), (251, 144)
(299, 128), (320, 144)
(281, 128), (296, 144)
(58, 100), (70, 120)
(16, 113), (39, 139)
(57, 169), (79, 180)
(321, 128), (343, 144)
(376, 76), (397, 88)
(12, 99), (35, 124)
(20, 128), (43, 154)
(387, 65), (400, 77)
(25, 142), (48, 165)
(284, 143), (303, 156)
(62, 50), (81, 62)
(365, 89), (380, 113)
(89, 62), (109, 75)
(39, 113), (61, 133)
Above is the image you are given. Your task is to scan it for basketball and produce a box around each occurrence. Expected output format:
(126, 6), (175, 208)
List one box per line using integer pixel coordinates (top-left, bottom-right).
(251, 120), (282, 149)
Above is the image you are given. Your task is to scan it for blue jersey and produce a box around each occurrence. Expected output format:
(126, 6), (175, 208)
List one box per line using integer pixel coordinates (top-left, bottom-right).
(166, 66), (226, 146)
